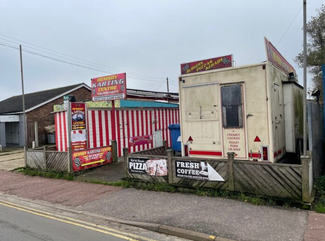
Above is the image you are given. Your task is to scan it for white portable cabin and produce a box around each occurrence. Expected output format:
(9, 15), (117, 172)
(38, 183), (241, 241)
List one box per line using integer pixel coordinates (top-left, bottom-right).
(179, 62), (303, 163)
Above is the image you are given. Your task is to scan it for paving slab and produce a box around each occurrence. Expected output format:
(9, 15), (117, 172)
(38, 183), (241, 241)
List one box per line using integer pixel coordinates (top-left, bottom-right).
(0, 151), (25, 171)
(304, 212), (325, 241)
(0, 171), (122, 206)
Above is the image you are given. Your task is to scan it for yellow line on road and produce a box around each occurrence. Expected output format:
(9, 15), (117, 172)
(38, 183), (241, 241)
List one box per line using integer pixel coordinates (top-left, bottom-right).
(0, 200), (145, 241)
(0, 200), (158, 241)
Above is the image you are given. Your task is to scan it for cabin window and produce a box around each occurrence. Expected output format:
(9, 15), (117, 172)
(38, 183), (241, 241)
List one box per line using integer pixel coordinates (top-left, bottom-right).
(221, 85), (243, 128)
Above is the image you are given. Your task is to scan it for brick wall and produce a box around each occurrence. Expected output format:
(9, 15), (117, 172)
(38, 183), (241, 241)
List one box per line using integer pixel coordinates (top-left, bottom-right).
(26, 87), (91, 147)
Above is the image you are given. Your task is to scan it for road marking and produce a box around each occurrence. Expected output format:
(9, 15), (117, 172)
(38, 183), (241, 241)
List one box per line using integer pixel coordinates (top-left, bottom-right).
(0, 200), (158, 241)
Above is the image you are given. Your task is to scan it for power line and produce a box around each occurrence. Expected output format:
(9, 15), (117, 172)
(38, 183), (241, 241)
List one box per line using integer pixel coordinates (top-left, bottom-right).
(0, 34), (166, 81)
(0, 40), (166, 83)
(276, 6), (303, 47)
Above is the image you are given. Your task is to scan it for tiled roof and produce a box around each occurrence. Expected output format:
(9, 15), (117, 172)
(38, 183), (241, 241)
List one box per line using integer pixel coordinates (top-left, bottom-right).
(0, 83), (89, 114)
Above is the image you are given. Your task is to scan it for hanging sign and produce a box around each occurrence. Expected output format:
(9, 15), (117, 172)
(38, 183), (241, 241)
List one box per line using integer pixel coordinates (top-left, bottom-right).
(129, 135), (153, 147)
(91, 73), (127, 101)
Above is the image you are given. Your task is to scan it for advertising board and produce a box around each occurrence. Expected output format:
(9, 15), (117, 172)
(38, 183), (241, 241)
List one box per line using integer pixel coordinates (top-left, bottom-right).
(128, 157), (167, 177)
(175, 160), (224, 181)
(180, 55), (232, 75)
(72, 146), (112, 171)
(91, 73), (127, 101)
(71, 129), (87, 151)
(71, 102), (86, 130)
(264, 37), (296, 76)
(129, 135), (153, 147)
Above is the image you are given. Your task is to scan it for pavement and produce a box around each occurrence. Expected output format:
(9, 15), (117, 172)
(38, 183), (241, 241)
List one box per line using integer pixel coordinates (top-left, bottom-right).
(0, 149), (25, 171)
(0, 150), (325, 241)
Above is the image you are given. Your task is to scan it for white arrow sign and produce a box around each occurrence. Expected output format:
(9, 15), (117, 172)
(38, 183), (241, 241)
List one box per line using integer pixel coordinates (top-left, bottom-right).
(207, 163), (225, 181)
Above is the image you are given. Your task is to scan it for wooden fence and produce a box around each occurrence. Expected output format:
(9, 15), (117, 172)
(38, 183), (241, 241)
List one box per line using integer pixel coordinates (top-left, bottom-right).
(26, 147), (68, 172)
(124, 149), (314, 203)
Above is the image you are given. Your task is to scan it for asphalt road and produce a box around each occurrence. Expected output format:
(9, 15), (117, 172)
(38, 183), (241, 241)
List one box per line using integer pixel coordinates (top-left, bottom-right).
(0, 203), (134, 241)
(0, 199), (188, 241)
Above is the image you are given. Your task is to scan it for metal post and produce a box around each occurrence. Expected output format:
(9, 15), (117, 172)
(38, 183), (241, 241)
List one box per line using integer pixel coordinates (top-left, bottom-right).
(20, 45), (27, 166)
(67, 102), (72, 173)
(322, 64), (325, 141)
(34, 121), (38, 148)
(166, 77), (169, 103)
(111, 100), (116, 141)
(303, 0), (307, 156)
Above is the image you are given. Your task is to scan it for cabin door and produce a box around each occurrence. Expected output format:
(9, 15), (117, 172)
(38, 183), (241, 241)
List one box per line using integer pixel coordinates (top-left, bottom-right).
(221, 84), (247, 158)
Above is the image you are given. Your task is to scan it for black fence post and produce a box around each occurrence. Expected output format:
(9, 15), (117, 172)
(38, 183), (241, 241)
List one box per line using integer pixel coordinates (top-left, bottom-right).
(166, 149), (174, 184)
(112, 140), (118, 163)
(123, 148), (129, 178)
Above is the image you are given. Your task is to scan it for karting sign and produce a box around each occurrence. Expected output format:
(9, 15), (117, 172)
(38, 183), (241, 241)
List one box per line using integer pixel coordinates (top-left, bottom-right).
(91, 73), (127, 101)
(72, 146), (112, 171)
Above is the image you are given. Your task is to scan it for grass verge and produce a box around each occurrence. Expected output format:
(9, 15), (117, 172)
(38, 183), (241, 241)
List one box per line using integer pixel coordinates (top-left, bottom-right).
(18, 168), (74, 181)
(313, 175), (325, 213)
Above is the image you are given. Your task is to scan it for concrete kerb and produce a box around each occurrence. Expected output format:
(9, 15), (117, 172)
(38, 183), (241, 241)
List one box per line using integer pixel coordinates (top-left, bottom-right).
(0, 150), (25, 156)
(0, 192), (237, 241)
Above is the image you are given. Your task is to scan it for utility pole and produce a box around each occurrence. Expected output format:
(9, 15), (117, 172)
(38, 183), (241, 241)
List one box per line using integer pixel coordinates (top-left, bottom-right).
(303, 0), (307, 156)
(166, 77), (169, 103)
(20, 45), (28, 166)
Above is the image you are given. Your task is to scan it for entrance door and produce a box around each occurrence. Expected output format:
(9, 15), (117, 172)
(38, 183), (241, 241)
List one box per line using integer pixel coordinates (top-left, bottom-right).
(221, 84), (247, 158)
(154, 130), (163, 147)
(5, 122), (20, 145)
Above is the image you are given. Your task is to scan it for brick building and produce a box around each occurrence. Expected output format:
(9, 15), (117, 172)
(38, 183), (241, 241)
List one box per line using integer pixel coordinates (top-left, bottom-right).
(0, 83), (91, 148)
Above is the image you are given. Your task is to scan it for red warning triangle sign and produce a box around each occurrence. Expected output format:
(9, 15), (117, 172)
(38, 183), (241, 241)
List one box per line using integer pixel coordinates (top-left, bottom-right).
(188, 136), (193, 142)
(254, 136), (261, 142)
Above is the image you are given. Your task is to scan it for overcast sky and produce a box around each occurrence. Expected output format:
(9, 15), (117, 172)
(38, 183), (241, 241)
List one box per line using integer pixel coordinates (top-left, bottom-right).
(0, 0), (322, 101)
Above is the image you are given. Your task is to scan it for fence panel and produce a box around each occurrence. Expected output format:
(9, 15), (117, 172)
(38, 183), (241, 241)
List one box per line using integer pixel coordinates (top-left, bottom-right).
(26, 150), (46, 169)
(131, 146), (166, 156)
(233, 161), (302, 200)
(123, 149), (310, 201)
(46, 151), (68, 172)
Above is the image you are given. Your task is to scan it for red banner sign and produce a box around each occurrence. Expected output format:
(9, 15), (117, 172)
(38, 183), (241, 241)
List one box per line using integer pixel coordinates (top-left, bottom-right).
(129, 135), (153, 147)
(72, 146), (112, 171)
(264, 37), (296, 76)
(181, 55), (232, 75)
(91, 73), (127, 101)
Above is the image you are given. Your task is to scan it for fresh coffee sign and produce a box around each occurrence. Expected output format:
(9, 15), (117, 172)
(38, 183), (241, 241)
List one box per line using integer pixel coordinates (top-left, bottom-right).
(175, 160), (224, 181)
